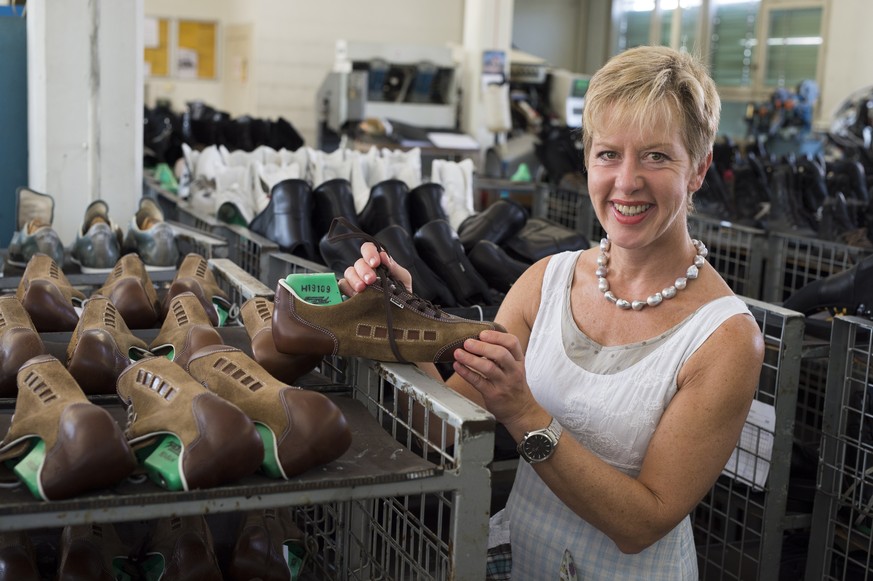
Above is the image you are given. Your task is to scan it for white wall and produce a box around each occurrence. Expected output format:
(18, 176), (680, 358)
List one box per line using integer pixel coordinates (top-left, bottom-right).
(249, 0), (465, 145)
(818, 0), (873, 127)
(143, 0), (244, 111)
(143, 0), (464, 145)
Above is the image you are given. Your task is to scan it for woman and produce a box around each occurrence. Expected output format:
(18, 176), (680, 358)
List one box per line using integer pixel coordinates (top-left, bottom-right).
(340, 45), (764, 579)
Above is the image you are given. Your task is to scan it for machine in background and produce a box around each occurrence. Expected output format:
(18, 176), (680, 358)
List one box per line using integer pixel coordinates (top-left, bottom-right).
(316, 41), (460, 151)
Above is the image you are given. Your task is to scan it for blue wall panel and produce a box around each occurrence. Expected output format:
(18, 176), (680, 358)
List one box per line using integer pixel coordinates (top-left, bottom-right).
(0, 10), (28, 247)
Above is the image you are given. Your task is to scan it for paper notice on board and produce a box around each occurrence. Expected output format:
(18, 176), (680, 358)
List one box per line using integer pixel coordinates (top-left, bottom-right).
(721, 399), (776, 491)
(177, 48), (198, 79)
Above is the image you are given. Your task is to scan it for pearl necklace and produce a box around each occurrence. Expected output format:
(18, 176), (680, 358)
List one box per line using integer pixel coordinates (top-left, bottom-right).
(596, 237), (708, 310)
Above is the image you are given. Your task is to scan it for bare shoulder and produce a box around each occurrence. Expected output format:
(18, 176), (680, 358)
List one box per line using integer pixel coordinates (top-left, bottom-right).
(681, 306), (765, 399)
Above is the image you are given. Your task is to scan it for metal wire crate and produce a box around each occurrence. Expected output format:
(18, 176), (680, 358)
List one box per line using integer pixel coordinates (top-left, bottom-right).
(693, 297), (805, 580)
(168, 220), (229, 260)
(172, 201), (280, 281)
(297, 362), (494, 580)
(763, 232), (873, 305)
(532, 184), (605, 243)
(805, 315), (873, 580)
(687, 215), (767, 300)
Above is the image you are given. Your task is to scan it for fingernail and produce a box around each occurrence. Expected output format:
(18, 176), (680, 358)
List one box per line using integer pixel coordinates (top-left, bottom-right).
(369, 258), (377, 267)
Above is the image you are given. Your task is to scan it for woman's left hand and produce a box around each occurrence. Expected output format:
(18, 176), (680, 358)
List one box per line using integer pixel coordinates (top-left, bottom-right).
(451, 329), (538, 426)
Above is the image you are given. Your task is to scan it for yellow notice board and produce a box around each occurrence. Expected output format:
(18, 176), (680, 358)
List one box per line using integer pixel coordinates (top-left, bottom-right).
(177, 20), (217, 80)
(143, 17), (169, 77)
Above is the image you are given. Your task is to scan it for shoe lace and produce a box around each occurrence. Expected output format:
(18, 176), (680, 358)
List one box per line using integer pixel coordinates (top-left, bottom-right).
(327, 217), (449, 363)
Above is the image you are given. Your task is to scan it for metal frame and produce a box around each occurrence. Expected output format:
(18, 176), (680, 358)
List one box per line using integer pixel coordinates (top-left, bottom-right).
(687, 215), (767, 301)
(763, 231), (873, 304)
(693, 297), (805, 580)
(805, 315), (873, 580)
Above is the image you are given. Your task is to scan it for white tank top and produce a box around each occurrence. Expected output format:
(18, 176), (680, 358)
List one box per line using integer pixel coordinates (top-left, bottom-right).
(504, 249), (752, 580)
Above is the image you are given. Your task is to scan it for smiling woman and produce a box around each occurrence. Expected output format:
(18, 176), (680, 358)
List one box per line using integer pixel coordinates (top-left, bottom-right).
(341, 44), (766, 580)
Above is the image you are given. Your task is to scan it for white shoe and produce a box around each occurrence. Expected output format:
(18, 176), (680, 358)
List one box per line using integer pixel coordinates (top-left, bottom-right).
(214, 165), (254, 225)
(382, 147), (422, 188)
(434, 159), (475, 231)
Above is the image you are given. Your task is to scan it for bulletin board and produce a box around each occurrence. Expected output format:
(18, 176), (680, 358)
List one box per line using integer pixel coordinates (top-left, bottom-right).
(143, 17), (170, 77)
(177, 20), (217, 80)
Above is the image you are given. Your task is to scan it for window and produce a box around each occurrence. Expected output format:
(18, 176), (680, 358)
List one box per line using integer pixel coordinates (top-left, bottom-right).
(764, 7), (822, 88)
(710, 0), (760, 87)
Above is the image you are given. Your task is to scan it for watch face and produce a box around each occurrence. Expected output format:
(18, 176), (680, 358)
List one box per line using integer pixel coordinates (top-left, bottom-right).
(521, 433), (555, 461)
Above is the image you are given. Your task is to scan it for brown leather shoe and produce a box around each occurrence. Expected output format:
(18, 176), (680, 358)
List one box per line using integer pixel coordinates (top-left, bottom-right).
(117, 356), (263, 490)
(0, 355), (136, 500)
(57, 522), (129, 581)
(162, 253), (233, 327)
(185, 345), (351, 479)
(94, 253), (161, 329)
(272, 275), (506, 363)
(145, 515), (222, 580)
(227, 507), (307, 581)
(240, 296), (321, 384)
(66, 296), (151, 395)
(15, 253), (86, 332)
(0, 531), (40, 581)
(0, 295), (45, 398)
(150, 291), (223, 367)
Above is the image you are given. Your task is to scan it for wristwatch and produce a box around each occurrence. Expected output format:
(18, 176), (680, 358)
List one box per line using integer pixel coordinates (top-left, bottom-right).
(517, 417), (563, 464)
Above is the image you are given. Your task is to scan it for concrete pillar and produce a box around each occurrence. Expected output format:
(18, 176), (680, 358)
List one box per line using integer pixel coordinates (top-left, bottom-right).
(461, 0), (515, 147)
(27, 0), (143, 245)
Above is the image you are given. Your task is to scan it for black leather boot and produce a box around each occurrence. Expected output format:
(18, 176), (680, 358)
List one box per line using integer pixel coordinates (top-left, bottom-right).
(250, 178), (319, 262)
(313, 178), (360, 245)
(358, 179), (412, 235)
(414, 220), (497, 307)
(408, 182), (449, 232)
(375, 224), (457, 307)
(468, 239), (530, 293)
(456, 198), (528, 253)
(782, 253), (873, 338)
(502, 217), (589, 263)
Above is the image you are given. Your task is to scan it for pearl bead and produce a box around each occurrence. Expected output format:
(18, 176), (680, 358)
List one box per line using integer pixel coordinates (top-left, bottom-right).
(647, 293), (663, 306)
(595, 238), (706, 311)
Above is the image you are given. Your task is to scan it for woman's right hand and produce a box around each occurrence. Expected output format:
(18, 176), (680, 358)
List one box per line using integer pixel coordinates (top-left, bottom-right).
(337, 242), (413, 298)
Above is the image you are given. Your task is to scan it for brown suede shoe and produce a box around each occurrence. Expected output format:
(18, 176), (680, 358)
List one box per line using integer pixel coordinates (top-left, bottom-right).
(0, 355), (136, 500)
(117, 356), (263, 490)
(66, 295), (151, 395)
(0, 531), (40, 581)
(150, 291), (223, 367)
(144, 515), (222, 581)
(240, 296), (322, 384)
(57, 523), (129, 581)
(15, 253), (86, 332)
(162, 253), (233, 327)
(228, 507), (307, 581)
(94, 253), (161, 329)
(0, 295), (46, 398)
(272, 275), (506, 363)
(184, 344), (351, 479)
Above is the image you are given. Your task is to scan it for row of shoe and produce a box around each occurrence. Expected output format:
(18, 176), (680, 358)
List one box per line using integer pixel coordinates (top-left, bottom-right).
(251, 177), (588, 308)
(696, 136), (873, 247)
(172, 141), (478, 232)
(144, 100), (306, 169)
(0, 508), (308, 580)
(12, 252), (230, 333)
(1, 254), (352, 499)
(6, 187), (180, 273)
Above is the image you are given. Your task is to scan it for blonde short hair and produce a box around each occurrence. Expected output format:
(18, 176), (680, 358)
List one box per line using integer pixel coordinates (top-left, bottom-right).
(582, 45), (720, 168)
